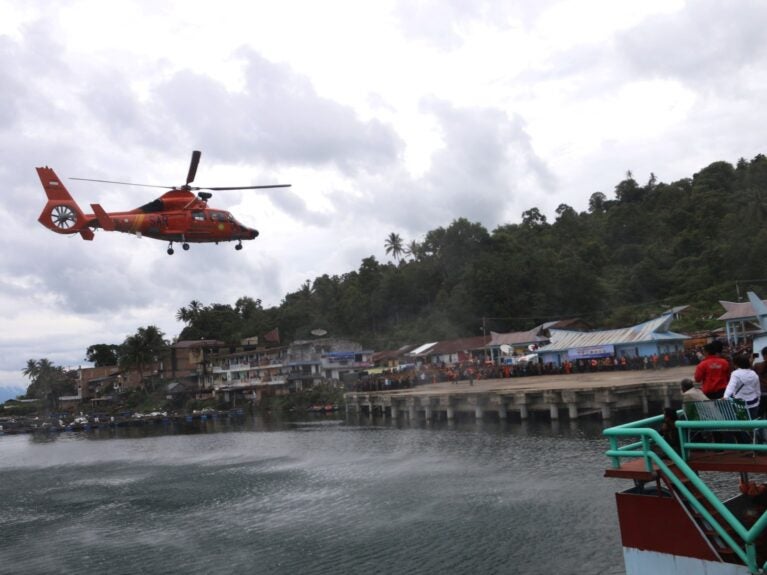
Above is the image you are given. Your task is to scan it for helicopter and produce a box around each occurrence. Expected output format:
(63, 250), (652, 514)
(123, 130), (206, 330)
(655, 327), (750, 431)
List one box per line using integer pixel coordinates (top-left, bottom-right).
(36, 151), (290, 254)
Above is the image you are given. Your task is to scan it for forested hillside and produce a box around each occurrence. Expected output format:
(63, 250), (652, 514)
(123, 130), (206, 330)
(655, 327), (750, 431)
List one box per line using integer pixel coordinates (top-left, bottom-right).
(176, 155), (767, 349)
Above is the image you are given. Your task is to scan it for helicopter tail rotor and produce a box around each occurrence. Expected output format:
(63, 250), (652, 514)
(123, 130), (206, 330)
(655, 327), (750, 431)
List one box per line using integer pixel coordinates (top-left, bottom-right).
(36, 167), (95, 240)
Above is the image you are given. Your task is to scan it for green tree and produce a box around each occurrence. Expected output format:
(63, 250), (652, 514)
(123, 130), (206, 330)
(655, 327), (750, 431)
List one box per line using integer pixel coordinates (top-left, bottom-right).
(176, 299), (204, 323)
(588, 192), (607, 213)
(85, 344), (120, 367)
(521, 207), (547, 227)
(403, 240), (421, 261)
(118, 326), (169, 390)
(22, 358), (74, 408)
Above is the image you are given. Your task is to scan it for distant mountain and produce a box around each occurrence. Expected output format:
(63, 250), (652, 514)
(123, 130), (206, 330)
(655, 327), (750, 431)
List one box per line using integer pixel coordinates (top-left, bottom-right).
(0, 387), (25, 403)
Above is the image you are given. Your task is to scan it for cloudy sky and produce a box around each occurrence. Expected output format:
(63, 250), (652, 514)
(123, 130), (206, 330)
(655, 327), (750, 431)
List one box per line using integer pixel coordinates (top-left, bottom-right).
(1, 0), (766, 394)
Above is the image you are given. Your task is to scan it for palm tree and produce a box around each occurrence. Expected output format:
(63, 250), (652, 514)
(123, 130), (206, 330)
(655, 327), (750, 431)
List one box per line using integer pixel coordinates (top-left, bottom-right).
(175, 306), (189, 323)
(403, 240), (421, 261)
(22, 358), (70, 407)
(176, 299), (204, 323)
(384, 232), (404, 262)
(22, 358), (42, 383)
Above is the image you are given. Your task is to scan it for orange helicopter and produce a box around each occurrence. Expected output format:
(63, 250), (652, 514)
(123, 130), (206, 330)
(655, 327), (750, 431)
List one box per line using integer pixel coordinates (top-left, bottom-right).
(36, 151), (290, 254)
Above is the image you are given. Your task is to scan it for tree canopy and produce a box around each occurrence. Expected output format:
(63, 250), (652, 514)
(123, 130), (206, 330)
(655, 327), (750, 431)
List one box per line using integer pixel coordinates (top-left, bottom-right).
(22, 358), (75, 406)
(118, 326), (169, 389)
(126, 156), (767, 352)
(85, 344), (120, 367)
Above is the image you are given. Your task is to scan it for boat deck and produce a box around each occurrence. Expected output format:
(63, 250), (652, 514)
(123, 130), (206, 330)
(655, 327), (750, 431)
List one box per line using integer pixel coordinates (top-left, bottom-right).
(605, 451), (767, 480)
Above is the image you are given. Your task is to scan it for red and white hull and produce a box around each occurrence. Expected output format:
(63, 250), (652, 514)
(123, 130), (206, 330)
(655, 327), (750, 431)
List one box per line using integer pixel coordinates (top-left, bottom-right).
(616, 490), (751, 574)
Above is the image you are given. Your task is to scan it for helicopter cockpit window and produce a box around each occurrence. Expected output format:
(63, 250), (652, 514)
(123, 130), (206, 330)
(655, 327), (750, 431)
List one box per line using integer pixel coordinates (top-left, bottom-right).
(210, 211), (232, 222)
(192, 211), (205, 221)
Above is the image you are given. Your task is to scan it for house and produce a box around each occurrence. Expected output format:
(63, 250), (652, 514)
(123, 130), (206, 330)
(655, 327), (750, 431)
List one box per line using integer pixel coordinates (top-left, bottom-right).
(371, 345), (419, 373)
(718, 296), (767, 345)
(537, 315), (688, 367)
(487, 320), (590, 363)
(286, 338), (373, 387)
(168, 339), (225, 389)
(205, 337), (372, 404)
(165, 381), (198, 404)
(206, 342), (289, 403)
(411, 336), (490, 366)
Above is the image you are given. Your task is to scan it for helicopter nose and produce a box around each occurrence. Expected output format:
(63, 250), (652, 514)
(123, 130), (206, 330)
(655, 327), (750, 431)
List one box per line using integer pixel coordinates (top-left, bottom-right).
(249, 228), (259, 239)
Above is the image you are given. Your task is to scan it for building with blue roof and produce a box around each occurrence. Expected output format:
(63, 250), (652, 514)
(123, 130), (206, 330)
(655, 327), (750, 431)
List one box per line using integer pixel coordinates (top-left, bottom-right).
(537, 315), (689, 367)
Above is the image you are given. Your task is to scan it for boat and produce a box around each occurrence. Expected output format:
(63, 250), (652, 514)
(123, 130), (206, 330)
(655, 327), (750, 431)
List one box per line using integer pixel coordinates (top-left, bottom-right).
(604, 405), (767, 574)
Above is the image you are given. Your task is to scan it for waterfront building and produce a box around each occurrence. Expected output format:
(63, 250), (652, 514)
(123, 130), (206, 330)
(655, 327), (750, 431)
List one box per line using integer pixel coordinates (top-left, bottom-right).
(718, 295), (767, 346)
(205, 337), (372, 404)
(76, 365), (146, 405)
(486, 319), (590, 363)
(537, 315), (688, 367)
(371, 345), (419, 373)
(168, 339), (225, 387)
(285, 338), (373, 388)
(205, 343), (288, 403)
(409, 336), (490, 366)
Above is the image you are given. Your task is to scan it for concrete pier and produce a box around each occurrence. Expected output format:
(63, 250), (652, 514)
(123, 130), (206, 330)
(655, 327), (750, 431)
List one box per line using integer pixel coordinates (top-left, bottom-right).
(346, 366), (694, 423)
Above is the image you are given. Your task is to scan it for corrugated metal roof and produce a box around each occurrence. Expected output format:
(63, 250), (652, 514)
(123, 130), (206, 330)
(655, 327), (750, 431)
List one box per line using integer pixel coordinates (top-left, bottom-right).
(539, 315), (688, 352)
(428, 336), (489, 354)
(718, 300), (767, 321)
(409, 342), (438, 356)
(372, 344), (419, 362)
(489, 328), (548, 347)
(663, 305), (689, 315)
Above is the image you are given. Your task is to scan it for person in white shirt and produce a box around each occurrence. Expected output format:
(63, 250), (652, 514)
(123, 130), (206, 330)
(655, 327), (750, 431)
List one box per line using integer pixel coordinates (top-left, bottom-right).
(724, 354), (761, 419)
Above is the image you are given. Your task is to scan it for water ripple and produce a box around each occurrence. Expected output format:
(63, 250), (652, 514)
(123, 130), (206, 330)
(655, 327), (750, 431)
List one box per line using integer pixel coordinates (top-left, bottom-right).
(0, 418), (623, 575)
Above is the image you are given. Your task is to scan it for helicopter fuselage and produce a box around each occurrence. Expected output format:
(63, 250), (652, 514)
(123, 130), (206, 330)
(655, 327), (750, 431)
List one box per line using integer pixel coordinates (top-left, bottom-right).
(99, 204), (259, 244)
(36, 167), (260, 251)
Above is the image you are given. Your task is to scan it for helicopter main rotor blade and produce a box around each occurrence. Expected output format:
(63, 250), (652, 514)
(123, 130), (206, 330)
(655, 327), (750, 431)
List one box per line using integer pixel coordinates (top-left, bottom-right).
(186, 150), (201, 185)
(196, 184), (292, 191)
(70, 177), (173, 189)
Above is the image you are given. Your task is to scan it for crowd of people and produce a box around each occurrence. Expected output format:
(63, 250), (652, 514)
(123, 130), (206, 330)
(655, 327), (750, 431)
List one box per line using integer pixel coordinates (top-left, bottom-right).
(347, 344), (728, 393)
(659, 340), (767, 449)
(683, 340), (767, 418)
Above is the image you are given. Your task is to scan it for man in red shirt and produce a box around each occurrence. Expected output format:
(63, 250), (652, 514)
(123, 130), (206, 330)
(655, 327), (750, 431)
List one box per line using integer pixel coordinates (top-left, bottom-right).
(694, 342), (731, 399)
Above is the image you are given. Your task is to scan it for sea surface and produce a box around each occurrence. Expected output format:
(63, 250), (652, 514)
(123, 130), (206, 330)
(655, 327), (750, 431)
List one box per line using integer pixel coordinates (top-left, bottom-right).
(0, 414), (627, 575)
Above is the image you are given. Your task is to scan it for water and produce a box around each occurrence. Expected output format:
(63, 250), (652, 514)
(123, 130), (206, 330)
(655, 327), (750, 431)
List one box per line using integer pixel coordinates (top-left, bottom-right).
(0, 416), (626, 575)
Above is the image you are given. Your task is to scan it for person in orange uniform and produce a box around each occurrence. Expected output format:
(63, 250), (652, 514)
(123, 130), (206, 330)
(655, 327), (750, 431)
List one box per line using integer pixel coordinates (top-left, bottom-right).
(694, 342), (731, 399)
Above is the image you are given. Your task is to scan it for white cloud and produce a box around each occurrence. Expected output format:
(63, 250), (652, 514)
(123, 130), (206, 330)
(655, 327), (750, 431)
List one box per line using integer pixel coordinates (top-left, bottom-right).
(0, 0), (764, 387)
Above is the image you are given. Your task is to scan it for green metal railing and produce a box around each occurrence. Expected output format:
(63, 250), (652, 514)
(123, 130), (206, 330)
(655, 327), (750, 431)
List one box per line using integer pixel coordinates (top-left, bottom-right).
(604, 413), (767, 574)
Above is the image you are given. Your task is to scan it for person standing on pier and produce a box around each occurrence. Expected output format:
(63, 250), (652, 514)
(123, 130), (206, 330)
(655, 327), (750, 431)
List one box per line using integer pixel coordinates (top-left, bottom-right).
(695, 342), (731, 399)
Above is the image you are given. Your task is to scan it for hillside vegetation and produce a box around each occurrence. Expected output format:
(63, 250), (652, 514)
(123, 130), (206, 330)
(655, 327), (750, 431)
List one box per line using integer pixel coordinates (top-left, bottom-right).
(176, 155), (767, 349)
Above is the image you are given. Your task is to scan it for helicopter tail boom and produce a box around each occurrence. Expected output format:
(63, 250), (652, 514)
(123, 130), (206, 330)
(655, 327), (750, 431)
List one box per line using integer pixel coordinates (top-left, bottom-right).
(36, 167), (95, 240)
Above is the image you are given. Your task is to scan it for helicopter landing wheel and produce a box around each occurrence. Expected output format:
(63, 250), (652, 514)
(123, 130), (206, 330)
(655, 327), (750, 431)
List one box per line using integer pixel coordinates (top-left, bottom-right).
(182, 243), (190, 251)
(167, 242), (174, 255)
(235, 241), (243, 251)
